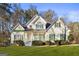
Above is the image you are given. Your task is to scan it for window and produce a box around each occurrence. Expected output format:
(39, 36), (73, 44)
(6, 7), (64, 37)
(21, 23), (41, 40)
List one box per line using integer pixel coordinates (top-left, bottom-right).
(60, 34), (65, 40)
(34, 34), (39, 40)
(14, 35), (16, 40)
(34, 34), (45, 41)
(56, 34), (60, 38)
(36, 22), (44, 29)
(14, 34), (23, 40)
(49, 34), (55, 40)
(39, 34), (45, 41)
(55, 34), (60, 40)
(55, 22), (61, 27)
(34, 35), (39, 40)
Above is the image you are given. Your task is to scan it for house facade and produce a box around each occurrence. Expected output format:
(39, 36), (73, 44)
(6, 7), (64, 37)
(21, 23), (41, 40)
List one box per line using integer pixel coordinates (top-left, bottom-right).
(11, 15), (70, 46)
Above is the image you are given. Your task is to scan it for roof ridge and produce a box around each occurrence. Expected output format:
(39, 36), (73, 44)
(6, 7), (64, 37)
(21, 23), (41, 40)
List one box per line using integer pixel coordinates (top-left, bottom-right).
(46, 19), (57, 32)
(26, 14), (38, 25)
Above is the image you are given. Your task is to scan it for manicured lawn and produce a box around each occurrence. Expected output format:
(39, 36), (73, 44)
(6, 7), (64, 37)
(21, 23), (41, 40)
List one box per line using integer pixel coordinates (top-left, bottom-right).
(0, 45), (79, 56)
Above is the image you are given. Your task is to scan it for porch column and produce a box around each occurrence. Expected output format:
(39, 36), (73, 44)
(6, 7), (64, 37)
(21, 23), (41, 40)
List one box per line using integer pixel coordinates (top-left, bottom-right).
(11, 33), (14, 44)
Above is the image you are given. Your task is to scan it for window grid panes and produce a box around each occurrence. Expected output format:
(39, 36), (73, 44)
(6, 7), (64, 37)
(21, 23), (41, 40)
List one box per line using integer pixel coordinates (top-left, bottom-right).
(39, 34), (45, 41)
(60, 34), (65, 40)
(55, 22), (61, 27)
(34, 34), (45, 41)
(36, 22), (44, 29)
(14, 34), (23, 40)
(49, 34), (55, 40)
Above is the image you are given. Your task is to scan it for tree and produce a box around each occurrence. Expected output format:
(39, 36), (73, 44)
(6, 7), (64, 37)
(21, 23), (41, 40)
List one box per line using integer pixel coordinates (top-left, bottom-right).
(0, 3), (12, 15)
(41, 9), (57, 23)
(10, 4), (25, 28)
(0, 3), (13, 42)
(24, 5), (38, 22)
(0, 3), (12, 32)
(68, 22), (79, 43)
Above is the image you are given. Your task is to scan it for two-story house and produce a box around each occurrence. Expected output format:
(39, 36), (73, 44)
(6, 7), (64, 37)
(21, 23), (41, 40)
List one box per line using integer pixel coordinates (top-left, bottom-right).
(11, 15), (70, 46)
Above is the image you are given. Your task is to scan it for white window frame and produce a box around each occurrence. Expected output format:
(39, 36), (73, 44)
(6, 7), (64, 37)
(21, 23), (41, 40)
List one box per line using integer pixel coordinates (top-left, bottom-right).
(36, 22), (44, 29)
(14, 34), (23, 40)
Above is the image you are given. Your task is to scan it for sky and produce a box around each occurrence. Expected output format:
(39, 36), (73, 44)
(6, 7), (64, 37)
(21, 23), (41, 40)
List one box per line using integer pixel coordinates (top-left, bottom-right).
(20, 3), (79, 22)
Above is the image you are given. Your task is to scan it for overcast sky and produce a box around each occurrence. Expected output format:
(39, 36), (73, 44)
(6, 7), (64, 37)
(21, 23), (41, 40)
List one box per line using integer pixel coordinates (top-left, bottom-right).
(20, 3), (79, 22)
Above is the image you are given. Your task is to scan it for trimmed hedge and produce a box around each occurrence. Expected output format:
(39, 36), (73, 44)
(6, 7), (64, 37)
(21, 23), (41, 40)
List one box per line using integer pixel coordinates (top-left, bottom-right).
(0, 38), (10, 47)
(32, 40), (55, 46)
(45, 41), (55, 45)
(32, 40), (44, 46)
(55, 40), (70, 45)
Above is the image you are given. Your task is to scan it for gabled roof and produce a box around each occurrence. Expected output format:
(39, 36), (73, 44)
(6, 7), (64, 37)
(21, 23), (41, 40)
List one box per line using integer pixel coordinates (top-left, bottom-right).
(46, 17), (66, 32)
(26, 14), (38, 25)
(12, 22), (26, 31)
(26, 14), (47, 26)
(46, 19), (57, 32)
(12, 23), (20, 31)
(12, 15), (69, 33)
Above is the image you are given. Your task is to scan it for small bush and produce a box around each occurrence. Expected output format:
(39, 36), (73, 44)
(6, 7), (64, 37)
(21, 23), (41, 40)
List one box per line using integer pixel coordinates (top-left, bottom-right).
(32, 40), (55, 46)
(0, 38), (10, 47)
(14, 40), (25, 46)
(55, 40), (70, 45)
(64, 41), (70, 45)
(0, 42), (6, 47)
(3, 40), (10, 46)
(45, 41), (55, 45)
(68, 34), (74, 42)
(55, 40), (63, 45)
(32, 40), (44, 46)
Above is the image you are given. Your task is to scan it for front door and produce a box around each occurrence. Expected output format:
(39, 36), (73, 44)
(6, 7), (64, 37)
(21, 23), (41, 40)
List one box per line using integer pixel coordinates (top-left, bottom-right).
(33, 33), (45, 41)
(39, 34), (45, 41)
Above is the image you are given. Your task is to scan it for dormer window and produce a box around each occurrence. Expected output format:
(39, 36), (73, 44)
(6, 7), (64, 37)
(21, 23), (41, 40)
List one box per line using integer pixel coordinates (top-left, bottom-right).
(36, 22), (44, 29)
(55, 22), (61, 27)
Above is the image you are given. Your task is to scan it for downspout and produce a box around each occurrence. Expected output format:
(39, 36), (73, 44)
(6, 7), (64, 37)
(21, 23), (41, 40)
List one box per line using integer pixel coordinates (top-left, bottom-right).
(65, 26), (66, 41)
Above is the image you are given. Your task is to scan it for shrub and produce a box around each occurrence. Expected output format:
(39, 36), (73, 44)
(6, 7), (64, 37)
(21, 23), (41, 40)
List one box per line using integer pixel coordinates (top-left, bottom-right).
(14, 40), (25, 46)
(0, 42), (6, 47)
(55, 40), (64, 45)
(55, 40), (70, 45)
(32, 40), (44, 46)
(45, 41), (55, 45)
(64, 41), (70, 45)
(32, 40), (55, 46)
(68, 34), (74, 42)
(0, 38), (10, 47)
(3, 40), (10, 46)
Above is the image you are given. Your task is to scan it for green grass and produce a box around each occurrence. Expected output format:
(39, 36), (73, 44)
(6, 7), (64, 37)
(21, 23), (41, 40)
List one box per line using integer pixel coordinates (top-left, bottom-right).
(0, 45), (79, 56)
